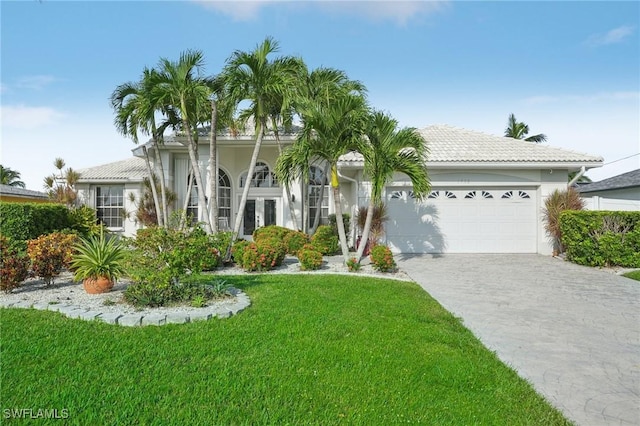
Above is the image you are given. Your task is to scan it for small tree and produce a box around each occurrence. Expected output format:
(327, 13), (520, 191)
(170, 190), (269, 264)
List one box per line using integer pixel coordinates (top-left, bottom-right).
(43, 158), (80, 208)
(543, 187), (585, 255)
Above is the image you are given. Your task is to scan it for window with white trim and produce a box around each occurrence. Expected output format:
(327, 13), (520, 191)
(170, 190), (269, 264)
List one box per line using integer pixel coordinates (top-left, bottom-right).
(308, 165), (329, 228)
(239, 162), (278, 188)
(96, 186), (124, 228)
(218, 170), (231, 228)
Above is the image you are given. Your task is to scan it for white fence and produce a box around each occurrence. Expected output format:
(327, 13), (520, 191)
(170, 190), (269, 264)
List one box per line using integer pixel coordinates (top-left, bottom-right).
(583, 196), (640, 211)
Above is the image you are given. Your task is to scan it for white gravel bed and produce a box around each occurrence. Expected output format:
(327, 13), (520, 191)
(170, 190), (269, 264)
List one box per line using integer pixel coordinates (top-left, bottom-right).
(0, 256), (411, 316)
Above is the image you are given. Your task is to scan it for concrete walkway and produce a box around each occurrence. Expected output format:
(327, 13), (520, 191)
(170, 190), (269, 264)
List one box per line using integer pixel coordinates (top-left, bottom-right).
(396, 254), (640, 426)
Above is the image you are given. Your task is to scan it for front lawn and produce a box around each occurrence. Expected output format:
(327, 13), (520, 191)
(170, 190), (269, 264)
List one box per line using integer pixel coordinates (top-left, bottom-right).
(622, 270), (640, 281)
(0, 274), (570, 424)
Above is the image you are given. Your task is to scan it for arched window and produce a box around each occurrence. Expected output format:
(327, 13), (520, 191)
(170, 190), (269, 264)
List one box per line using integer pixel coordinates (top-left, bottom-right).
(308, 165), (329, 228)
(217, 169), (231, 228)
(239, 162), (278, 188)
(186, 172), (199, 223)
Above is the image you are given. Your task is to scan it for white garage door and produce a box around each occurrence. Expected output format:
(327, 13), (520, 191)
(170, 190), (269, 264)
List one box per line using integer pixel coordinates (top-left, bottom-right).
(386, 188), (537, 254)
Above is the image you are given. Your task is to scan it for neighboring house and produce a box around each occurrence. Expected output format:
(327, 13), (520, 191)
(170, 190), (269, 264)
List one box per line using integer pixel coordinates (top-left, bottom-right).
(577, 169), (640, 211)
(76, 124), (603, 255)
(0, 184), (49, 203)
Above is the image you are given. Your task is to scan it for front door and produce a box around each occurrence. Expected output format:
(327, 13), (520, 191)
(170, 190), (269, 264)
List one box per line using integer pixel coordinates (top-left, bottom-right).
(243, 198), (277, 238)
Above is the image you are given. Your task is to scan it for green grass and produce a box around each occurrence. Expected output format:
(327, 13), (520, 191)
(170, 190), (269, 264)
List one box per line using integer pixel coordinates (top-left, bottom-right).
(622, 270), (640, 281)
(0, 274), (570, 425)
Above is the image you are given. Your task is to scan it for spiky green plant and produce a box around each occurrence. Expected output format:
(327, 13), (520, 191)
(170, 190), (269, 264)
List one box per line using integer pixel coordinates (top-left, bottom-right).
(71, 232), (125, 282)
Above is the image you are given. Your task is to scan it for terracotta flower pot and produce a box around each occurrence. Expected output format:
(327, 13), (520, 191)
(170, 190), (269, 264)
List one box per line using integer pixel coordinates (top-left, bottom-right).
(83, 276), (114, 294)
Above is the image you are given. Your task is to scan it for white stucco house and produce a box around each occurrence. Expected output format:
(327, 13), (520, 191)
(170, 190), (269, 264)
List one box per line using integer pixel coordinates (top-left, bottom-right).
(76, 124), (603, 255)
(577, 169), (640, 211)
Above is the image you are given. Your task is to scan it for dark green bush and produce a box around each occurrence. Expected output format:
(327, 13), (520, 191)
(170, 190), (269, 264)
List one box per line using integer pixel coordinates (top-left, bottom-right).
(298, 249), (323, 270)
(560, 211), (640, 267)
(0, 202), (72, 241)
(311, 225), (339, 255)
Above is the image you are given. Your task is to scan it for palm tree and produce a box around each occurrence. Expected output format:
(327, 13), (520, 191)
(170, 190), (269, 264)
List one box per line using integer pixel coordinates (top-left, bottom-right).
(278, 93), (369, 263)
(111, 68), (169, 227)
(0, 165), (26, 188)
(153, 50), (215, 234)
(292, 66), (367, 234)
(355, 111), (431, 262)
(504, 113), (547, 143)
(222, 37), (300, 245)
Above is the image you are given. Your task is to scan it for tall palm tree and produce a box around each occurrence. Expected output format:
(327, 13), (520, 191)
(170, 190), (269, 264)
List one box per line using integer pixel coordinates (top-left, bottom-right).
(222, 37), (300, 244)
(111, 68), (169, 227)
(355, 111), (431, 262)
(292, 65), (367, 234)
(0, 165), (26, 188)
(153, 50), (215, 234)
(278, 93), (369, 263)
(504, 113), (547, 143)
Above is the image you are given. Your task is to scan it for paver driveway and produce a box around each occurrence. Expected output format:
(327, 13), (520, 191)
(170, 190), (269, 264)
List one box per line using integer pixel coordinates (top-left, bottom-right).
(396, 254), (640, 426)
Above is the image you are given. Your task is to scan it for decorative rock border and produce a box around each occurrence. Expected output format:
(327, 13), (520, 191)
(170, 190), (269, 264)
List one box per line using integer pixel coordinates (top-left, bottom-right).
(0, 287), (251, 327)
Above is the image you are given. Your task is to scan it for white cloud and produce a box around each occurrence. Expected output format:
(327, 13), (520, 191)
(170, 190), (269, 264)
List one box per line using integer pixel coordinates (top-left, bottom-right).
(192, 0), (448, 24)
(0, 105), (67, 129)
(15, 75), (57, 90)
(522, 91), (640, 105)
(585, 25), (635, 47)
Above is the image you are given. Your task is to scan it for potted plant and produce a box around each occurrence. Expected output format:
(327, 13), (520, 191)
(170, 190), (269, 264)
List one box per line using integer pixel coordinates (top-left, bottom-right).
(70, 232), (125, 294)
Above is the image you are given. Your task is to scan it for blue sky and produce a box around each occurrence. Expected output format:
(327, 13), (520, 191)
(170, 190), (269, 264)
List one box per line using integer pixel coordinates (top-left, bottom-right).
(1, 0), (639, 190)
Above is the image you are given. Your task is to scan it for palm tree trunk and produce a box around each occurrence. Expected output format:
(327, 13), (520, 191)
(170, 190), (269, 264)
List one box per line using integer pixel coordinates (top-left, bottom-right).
(141, 146), (163, 227)
(151, 126), (169, 227)
(184, 122), (212, 234)
(355, 201), (374, 262)
(331, 164), (350, 263)
(180, 170), (194, 230)
(209, 99), (219, 233)
(271, 117), (299, 231)
(230, 119), (265, 247)
(309, 163), (330, 235)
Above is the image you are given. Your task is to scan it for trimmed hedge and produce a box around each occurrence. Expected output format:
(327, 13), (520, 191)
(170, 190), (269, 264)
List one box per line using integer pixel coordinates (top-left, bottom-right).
(0, 202), (72, 241)
(560, 210), (640, 268)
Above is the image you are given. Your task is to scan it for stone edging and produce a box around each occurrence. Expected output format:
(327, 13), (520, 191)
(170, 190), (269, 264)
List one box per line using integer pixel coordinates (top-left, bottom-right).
(0, 287), (251, 327)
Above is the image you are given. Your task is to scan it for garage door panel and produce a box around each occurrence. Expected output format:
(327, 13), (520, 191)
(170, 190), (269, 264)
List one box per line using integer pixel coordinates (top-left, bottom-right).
(386, 188), (537, 254)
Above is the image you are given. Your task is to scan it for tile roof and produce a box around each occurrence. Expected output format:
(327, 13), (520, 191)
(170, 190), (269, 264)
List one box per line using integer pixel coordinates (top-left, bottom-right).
(77, 158), (147, 182)
(0, 184), (48, 199)
(339, 124), (603, 165)
(577, 168), (640, 193)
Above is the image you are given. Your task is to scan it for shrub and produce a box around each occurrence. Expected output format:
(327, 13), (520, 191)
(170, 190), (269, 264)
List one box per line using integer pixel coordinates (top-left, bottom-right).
(356, 203), (389, 244)
(27, 232), (79, 286)
(369, 245), (397, 272)
(560, 211), (640, 267)
(283, 231), (309, 255)
(68, 205), (104, 239)
(253, 225), (291, 243)
(346, 257), (361, 272)
(241, 242), (279, 272)
(231, 240), (251, 265)
(542, 188), (585, 254)
(257, 237), (286, 266)
(0, 202), (72, 241)
(311, 225), (340, 255)
(0, 236), (30, 293)
(298, 249), (323, 270)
